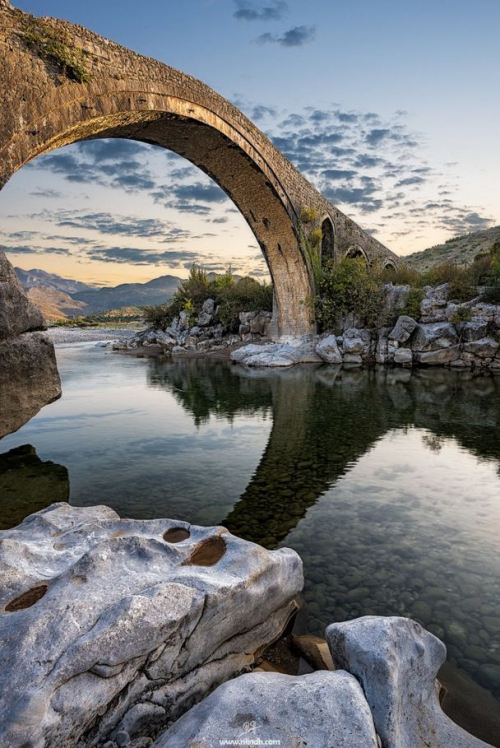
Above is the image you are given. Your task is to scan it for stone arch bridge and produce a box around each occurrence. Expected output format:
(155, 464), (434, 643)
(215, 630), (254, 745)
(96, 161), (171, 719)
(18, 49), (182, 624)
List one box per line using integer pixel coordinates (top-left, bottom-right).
(0, 0), (399, 338)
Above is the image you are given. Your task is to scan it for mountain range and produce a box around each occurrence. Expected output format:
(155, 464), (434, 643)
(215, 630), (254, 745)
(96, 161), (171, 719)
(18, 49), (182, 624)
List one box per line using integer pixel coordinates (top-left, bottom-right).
(15, 268), (181, 322)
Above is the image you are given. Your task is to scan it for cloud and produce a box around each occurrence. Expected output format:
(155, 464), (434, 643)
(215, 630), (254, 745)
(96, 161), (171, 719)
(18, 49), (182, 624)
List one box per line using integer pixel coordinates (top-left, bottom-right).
(86, 247), (202, 266)
(152, 181), (229, 214)
(74, 139), (151, 161)
(365, 128), (392, 146)
(251, 104), (278, 121)
(395, 176), (426, 187)
(256, 25), (315, 47)
(2, 244), (70, 256)
(31, 140), (158, 194)
(29, 188), (62, 198)
(170, 183), (227, 203)
(233, 0), (287, 21)
(54, 213), (177, 238)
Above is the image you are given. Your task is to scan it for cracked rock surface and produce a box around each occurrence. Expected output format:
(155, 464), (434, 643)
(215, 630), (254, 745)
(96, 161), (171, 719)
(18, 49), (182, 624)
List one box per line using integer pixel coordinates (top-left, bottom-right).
(153, 670), (378, 748)
(0, 503), (302, 747)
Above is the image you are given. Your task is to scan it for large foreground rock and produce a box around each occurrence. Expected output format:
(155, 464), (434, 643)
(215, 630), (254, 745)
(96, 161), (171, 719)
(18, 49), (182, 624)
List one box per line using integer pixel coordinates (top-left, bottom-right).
(0, 504), (302, 747)
(326, 616), (493, 748)
(0, 250), (44, 339)
(154, 670), (378, 748)
(0, 251), (61, 436)
(0, 331), (61, 437)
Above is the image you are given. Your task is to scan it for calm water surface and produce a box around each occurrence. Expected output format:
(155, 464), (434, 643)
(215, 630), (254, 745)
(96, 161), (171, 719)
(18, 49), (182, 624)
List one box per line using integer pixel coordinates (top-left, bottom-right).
(1, 340), (500, 709)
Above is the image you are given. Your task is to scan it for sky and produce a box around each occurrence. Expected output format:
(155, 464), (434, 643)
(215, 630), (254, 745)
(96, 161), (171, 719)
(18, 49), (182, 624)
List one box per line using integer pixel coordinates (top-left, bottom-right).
(1, 0), (499, 286)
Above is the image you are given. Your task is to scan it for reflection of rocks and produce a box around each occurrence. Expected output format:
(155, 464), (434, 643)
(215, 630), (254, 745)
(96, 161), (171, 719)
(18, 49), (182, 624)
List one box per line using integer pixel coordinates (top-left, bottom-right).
(0, 503), (302, 747)
(0, 251), (61, 437)
(327, 616), (491, 748)
(155, 670), (378, 747)
(0, 445), (69, 529)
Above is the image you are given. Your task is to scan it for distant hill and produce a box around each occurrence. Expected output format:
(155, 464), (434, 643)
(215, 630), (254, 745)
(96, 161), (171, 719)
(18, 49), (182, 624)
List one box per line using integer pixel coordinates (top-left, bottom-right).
(406, 226), (500, 272)
(26, 287), (87, 323)
(15, 267), (95, 295)
(15, 268), (181, 322)
(72, 275), (181, 313)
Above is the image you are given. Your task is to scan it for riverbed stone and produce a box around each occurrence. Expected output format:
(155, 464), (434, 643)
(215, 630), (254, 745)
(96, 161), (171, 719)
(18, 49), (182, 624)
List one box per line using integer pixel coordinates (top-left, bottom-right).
(415, 345), (461, 365)
(420, 284), (450, 322)
(388, 315), (418, 343)
(342, 327), (371, 356)
(197, 298), (215, 326)
(231, 338), (321, 367)
(315, 334), (343, 364)
(326, 616), (492, 748)
(412, 321), (458, 351)
(456, 318), (490, 341)
(153, 670), (378, 748)
(463, 337), (499, 359)
(394, 347), (413, 365)
(0, 503), (302, 747)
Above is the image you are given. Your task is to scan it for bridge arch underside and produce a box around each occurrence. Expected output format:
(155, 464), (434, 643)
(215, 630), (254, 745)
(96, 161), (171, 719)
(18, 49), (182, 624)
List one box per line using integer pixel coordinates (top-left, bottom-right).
(1, 97), (315, 338)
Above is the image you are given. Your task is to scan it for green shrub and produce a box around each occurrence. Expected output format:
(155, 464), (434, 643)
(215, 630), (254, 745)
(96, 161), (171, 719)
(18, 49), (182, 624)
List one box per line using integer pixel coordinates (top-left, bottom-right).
(316, 257), (385, 331)
(144, 265), (273, 332)
(400, 287), (424, 320)
(481, 284), (500, 304)
(450, 306), (472, 324)
(377, 264), (422, 287)
(216, 276), (273, 330)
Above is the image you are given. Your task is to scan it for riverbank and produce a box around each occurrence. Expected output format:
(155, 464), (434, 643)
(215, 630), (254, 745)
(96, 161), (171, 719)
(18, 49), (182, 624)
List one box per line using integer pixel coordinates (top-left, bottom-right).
(113, 283), (500, 372)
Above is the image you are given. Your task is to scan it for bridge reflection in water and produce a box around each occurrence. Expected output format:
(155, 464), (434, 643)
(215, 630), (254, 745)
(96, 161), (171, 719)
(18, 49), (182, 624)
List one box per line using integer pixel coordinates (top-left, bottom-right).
(148, 360), (500, 547)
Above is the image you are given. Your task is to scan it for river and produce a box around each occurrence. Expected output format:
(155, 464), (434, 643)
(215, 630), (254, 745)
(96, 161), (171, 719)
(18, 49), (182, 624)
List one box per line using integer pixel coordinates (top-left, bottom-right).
(1, 335), (500, 723)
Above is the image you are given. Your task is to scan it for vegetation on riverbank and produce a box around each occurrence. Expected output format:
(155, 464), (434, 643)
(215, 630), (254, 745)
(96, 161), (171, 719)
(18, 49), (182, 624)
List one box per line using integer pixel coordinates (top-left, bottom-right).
(52, 308), (144, 328)
(144, 267), (273, 332)
(315, 240), (500, 332)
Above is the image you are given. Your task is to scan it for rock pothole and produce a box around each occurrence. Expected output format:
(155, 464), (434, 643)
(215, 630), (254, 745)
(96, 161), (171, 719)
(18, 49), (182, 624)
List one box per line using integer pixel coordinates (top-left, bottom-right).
(163, 528), (190, 543)
(5, 583), (48, 611)
(184, 536), (226, 566)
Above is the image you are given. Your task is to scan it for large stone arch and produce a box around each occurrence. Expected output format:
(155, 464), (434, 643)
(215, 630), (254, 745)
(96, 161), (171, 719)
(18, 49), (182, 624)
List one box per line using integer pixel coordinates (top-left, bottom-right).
(0, 1), (400, 337)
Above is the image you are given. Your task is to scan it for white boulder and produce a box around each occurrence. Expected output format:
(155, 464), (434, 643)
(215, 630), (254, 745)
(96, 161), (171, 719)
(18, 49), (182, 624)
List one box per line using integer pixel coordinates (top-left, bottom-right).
(326, 616), (493, 748)
(0, 504), (302, 747)
(153, 670), (379, 748)
(315, 334), (343, 364)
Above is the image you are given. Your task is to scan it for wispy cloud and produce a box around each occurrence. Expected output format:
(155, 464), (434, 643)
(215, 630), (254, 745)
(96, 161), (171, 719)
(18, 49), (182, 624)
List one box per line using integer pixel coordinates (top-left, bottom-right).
(233, 0), (287, 22)
(256, 25), (315, 47)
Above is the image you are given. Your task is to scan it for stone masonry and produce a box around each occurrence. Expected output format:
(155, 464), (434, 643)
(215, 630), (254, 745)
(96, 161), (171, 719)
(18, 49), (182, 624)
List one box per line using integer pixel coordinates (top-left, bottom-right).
(0, 1), (399, 338)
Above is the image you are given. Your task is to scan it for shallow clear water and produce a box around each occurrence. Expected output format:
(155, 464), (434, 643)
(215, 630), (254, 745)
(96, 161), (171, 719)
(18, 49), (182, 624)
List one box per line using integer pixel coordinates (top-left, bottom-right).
(1, 341), (500, 709)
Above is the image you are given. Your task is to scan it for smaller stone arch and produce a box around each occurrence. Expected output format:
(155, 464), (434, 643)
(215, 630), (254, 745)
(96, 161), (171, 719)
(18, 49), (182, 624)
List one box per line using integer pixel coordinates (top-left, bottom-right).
(383, 260), (397, 272)
(345, 245), (368, 263)
(320, 217), (335, 264)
